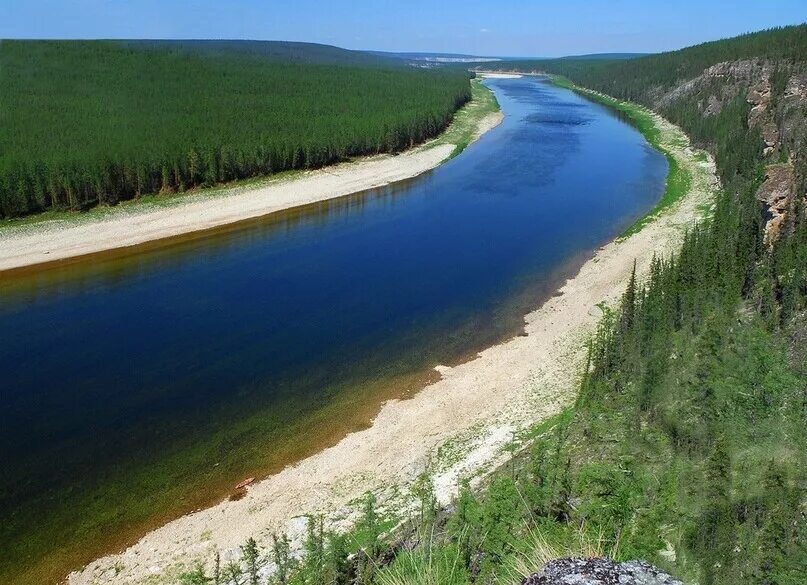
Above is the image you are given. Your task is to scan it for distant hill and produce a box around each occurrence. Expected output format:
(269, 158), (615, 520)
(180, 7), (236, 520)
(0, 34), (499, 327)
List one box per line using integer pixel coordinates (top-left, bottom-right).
(372, 51), (645, 66)
(490, 52), (647, 61)
(371, 51), (501, 63)
(535, 25), (806, 98)
(480, 25), (806, 85)
(120, 39), (407, 67)
(553, 52), (648, 60)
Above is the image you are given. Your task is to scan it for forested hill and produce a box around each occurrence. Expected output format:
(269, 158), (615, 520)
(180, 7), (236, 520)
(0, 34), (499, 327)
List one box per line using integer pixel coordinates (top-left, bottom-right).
(482, 25), (807, 240)
(119, 39), (411, 67)
(482, 25), (806, 90)
(0, 40), (472, 219)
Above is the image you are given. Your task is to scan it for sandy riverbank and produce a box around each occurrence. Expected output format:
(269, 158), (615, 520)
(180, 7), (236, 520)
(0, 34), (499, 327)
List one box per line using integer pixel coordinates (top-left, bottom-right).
(69, 101), (718, 584)
(478, 72), (523, 79)
(0, 109), (503, 274)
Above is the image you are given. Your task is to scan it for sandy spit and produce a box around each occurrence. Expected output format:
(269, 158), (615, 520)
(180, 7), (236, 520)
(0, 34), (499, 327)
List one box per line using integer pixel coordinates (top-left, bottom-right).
(478, 72), (523, 79)
(0, 112), (503, 274)
(69, 109), (718, 584)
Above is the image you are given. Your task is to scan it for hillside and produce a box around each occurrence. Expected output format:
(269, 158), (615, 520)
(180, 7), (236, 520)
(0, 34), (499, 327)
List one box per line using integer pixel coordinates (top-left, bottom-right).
(0, 40), (471, 219)
(164, 26), (806, 585)
(122, 39), (410, 67)
(408, 26), (807, 584)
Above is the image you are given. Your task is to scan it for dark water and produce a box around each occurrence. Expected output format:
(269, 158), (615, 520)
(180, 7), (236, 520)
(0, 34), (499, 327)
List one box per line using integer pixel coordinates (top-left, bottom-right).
(0, 77), (667, 582)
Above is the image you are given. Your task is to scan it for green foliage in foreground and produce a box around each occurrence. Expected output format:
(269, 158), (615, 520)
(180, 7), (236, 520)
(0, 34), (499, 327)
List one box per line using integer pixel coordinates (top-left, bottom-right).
(0, 41), (472, 218)
(193, 285), (805, 584)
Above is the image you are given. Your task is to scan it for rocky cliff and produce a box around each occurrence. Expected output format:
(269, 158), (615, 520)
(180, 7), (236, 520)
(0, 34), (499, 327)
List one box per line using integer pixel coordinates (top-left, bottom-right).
(657, 58), (807, 243)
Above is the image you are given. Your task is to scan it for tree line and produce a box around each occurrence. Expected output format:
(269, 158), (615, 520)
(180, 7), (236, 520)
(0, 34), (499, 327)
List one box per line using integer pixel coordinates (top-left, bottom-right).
(483, 24), (806, 104)
(0, 41), (472, 218)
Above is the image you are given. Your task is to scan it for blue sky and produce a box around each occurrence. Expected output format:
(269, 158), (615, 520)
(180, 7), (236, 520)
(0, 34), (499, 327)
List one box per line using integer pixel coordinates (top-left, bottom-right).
(3, 0), (805, 57)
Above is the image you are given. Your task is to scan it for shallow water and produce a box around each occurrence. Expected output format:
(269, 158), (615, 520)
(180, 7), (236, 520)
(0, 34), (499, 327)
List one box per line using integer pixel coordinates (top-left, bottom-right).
(0, 77), (667, 583)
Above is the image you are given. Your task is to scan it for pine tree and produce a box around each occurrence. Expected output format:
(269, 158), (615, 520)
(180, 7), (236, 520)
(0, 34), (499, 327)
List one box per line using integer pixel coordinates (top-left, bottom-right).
(240, 537), (262, 585)
(271, 533), (292, 585)
(325, 534), (351, 585)
(619, 260), (637, 334)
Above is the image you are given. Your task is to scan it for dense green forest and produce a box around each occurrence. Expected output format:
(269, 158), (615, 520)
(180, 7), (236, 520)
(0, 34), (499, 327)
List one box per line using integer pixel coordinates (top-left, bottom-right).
(0, 41), (471, 218)
(120, 40), (415, 67)
(483, 25), (806, 97)
(174, 27), (806, 585)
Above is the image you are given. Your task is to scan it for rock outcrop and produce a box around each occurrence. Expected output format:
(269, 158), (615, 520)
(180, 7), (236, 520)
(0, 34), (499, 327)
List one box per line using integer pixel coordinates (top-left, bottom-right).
(656, 59), (769, 114)
(757, 163), (797, 243)
(746, 74), (779, 154)
(522, 557), (682, 585)
(655, 58), (806, 244)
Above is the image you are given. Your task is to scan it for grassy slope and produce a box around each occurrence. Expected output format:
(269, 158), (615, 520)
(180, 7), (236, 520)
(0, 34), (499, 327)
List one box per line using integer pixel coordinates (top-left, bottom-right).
(435, 78), (501, 157)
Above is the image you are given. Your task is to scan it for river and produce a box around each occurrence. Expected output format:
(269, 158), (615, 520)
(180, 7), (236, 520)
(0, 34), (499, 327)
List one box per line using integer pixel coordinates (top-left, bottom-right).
(0, 76), (667, 584)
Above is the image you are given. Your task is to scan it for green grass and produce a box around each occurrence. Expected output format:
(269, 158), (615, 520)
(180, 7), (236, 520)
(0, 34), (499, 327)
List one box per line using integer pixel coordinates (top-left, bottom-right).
(377, 541), (471, 585)
(433, 78), (501, 158)
(620, 156), (692, 237)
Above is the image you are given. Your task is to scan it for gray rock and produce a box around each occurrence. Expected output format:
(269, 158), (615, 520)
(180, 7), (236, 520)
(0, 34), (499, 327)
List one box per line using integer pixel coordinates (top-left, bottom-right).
(521, 557), (683, 585)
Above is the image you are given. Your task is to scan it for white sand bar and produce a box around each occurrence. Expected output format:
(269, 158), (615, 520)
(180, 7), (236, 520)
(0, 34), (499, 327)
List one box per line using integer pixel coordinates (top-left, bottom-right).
(0, 112), (504, 273)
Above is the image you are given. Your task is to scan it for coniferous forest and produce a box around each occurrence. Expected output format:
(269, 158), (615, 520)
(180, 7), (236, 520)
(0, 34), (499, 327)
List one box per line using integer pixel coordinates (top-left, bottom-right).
(0, 41), (471, 218)
(488, 26), (805, 94)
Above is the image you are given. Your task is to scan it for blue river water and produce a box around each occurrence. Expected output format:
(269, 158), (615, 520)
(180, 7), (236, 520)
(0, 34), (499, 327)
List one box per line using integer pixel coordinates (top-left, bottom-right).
(0, 76), (667, 582)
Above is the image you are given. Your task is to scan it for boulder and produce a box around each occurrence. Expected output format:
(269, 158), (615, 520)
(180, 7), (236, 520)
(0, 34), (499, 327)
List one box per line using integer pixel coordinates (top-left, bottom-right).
(522, 557), (682, 585)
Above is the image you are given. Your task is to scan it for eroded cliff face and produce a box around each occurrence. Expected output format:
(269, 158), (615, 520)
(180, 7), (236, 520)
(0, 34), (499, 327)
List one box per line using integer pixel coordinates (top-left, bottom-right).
(757, 163), (797, 242)
(656, 59), (807, 243)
